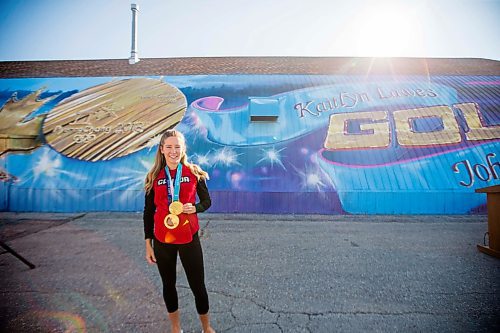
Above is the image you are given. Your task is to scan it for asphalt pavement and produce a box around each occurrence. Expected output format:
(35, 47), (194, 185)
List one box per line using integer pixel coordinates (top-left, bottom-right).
(1, 212), (499, 333)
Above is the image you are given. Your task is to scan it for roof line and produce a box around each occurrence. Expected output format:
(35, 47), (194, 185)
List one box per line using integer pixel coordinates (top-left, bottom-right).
(1, 56), (499, 78)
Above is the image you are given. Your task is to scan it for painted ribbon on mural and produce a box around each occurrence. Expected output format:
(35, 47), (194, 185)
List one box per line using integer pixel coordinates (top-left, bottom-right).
(317, 141), (500, 214)
(190, 81), (458, 146)
(316, 97), (500, 213)
(190, 79), (500, 214)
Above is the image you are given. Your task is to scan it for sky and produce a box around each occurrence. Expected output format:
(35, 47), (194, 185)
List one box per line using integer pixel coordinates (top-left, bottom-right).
(0, 0), (499, 61)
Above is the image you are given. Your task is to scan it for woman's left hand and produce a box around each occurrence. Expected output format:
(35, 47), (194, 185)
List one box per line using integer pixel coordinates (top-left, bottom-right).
(183, 203), (196, 214)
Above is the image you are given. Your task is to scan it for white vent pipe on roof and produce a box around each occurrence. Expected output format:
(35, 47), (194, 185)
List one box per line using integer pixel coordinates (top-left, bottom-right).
(129, 4), (140, 64)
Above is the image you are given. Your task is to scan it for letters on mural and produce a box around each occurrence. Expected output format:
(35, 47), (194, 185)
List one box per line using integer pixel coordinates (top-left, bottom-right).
(294, 86), (438, 118)
(452, 153), (499, 187)
(323, 103), (500, 150)
(53, 106), (147, 143)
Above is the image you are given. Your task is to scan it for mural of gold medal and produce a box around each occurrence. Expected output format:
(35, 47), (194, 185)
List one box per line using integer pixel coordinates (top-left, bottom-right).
(42, 78), (187, 161)
(169, 201), (183, 215)
(164, 214), (180, 229)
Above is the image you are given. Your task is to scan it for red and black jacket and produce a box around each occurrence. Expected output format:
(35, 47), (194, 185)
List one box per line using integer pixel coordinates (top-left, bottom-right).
(143, 164), (211, 244)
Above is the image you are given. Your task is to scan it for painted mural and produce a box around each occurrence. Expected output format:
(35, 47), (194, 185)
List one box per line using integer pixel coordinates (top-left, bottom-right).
(0, 75), (499, 214)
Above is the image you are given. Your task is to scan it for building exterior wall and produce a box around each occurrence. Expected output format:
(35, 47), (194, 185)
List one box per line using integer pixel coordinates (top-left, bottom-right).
(0, 59), (499, 214)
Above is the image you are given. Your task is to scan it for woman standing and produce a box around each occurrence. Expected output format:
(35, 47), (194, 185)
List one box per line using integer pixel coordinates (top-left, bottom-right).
(143, 129), (215, 333)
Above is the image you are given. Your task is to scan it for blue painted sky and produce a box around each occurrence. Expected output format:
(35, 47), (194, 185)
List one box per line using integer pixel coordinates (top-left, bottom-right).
(0, 0), (499, 61)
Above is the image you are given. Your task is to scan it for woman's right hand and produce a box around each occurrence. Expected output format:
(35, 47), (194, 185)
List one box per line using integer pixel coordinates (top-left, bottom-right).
(145, 239), (156, 264)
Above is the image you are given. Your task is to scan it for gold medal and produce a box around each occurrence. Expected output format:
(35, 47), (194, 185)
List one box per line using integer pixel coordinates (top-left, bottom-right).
(169, 201), (183, 215)
(164, 214), (180, 229)
(42, 78), (187, 162)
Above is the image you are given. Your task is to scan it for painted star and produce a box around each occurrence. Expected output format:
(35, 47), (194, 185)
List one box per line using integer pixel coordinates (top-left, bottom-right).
(192, 152), (211, 166)
(212, 147), (241, 167)
(257, 147), (286, 170)
(294, 163), (333, 192)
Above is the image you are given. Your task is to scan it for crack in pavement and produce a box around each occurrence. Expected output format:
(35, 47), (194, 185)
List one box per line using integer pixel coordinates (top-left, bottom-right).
(414, 291), (498, 296)
(190, 287), (474, 323)
(178, 284), (287, 331)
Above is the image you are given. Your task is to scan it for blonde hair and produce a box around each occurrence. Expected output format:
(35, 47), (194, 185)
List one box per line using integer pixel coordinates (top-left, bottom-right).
(144, 129), (209, 193)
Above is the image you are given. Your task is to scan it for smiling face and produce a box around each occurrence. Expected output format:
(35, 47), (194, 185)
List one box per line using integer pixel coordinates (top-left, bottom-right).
(161, 135), (185, 169)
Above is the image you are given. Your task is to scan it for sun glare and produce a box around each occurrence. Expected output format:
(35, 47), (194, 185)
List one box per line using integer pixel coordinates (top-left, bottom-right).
(349, 2), (424, 57)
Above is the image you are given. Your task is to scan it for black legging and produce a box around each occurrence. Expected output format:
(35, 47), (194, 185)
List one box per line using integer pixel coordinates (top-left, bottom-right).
(153, 232), (209, 314)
